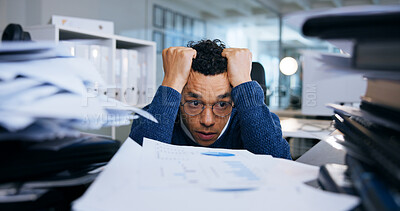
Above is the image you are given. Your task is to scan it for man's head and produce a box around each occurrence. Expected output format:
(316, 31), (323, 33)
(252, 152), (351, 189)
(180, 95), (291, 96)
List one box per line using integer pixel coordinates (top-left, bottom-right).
(189, 39), (227, 75)
(180, 39), (232, 146)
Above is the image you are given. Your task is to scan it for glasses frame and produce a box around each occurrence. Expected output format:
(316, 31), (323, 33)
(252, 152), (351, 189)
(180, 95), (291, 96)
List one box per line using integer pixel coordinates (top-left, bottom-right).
(180, 100), (233, 117)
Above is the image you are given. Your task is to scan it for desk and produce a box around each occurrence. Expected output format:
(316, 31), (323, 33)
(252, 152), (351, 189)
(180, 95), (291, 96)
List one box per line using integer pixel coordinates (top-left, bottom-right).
(296, 136), (346, 166)
(280, 117), (334, 140)
(280, 117), (336, 159)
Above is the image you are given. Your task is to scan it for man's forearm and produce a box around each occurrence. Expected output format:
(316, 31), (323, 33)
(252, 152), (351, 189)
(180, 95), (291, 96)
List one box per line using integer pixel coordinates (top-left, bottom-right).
(232, 81), (291, 159)
(129, 86), (181, 145)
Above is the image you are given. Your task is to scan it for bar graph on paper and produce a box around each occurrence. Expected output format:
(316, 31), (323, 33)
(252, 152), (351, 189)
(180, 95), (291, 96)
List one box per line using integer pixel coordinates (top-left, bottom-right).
(140, 138), (264, 190)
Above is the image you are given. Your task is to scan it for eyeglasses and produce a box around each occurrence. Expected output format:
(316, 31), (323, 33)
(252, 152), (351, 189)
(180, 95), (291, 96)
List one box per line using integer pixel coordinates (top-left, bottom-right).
(180, 100), (233, 117)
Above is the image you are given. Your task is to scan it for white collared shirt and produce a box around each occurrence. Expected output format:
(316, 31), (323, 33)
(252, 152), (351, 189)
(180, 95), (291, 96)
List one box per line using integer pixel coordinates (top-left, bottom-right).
(180, 113), (231, 144)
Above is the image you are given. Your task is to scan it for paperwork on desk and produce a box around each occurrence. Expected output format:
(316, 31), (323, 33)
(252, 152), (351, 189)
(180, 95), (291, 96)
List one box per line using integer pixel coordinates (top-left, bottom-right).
(73, 137), (359, 211)
(0, 41), (155, 141)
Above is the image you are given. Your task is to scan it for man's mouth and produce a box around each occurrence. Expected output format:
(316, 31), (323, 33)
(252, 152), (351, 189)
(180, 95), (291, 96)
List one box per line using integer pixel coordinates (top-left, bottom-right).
(195, 131), (217, 141)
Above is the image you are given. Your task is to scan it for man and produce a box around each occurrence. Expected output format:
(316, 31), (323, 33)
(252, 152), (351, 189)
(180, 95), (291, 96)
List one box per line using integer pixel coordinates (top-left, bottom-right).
(129, 39), (291, 159)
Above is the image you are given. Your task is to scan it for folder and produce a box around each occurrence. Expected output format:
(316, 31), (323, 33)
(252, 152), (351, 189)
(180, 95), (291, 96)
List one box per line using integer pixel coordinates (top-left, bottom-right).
(0, 133), (120, 183)
(126, 49), (139, 106)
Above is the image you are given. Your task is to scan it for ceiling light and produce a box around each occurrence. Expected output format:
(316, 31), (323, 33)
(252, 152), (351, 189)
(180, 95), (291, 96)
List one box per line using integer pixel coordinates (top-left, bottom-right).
(279, 57), (298, 76)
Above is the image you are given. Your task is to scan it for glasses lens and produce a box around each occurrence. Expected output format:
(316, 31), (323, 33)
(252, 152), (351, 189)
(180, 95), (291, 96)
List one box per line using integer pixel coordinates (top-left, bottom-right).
(183, 101), (232, 117)
(213, 101), (232, 117)
(184, 101), (203, 115)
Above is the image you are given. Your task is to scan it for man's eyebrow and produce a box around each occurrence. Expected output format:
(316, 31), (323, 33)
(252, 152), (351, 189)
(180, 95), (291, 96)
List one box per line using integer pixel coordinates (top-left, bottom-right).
(186, 92), (201, 98)
(218, 92), (231, 99)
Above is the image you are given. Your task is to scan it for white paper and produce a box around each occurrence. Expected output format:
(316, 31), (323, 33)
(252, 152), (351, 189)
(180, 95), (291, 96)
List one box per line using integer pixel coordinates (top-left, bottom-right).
(141, 138), (259, 190)
(98, 95), (158, 123)
(0, 44), (155, 131)
(0, 78), (42, 97)
(1, 85), (60, 107)
(2, 93), (107, 129)
(73, 137), (359, 211)
(73, 137), (143, 211)
(0, 41), (56, 53)
(0, 111), (35, 132)
(0, 58), (89, 94)
(263, 157), (319, 184)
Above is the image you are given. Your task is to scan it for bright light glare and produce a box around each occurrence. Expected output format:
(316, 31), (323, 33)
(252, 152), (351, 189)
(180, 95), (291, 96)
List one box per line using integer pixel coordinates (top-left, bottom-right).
(71, 47), (75, 56)
(279, 57), (298, 76)
(92, 49), (98, 59)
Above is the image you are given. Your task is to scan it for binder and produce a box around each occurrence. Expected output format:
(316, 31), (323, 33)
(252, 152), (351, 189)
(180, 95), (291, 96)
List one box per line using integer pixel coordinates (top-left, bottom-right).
(119, 49), (129, 103)
(126, 49), (139, 106)
(74, 44), (89, 60)
(89, 45), (102, 87)
(346, 155), (399, 211)
(0, 166), (100, 211)
(100, 46), (111, 85)
(302, 11), (400, 40)
(318, 163), (356, 195)
(0, 133), (120, 183)
(59, 41), (75, 57)
(327, 103), (400, 132)
(360, 99), (400, 123)
(332, 110), (400, 187)
(114, 49), (122, 100)
(353, 39), (400, 70)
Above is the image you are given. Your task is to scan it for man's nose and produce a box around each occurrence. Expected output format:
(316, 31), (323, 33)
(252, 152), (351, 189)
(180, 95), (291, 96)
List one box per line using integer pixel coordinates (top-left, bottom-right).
(200, 106), (215, 127)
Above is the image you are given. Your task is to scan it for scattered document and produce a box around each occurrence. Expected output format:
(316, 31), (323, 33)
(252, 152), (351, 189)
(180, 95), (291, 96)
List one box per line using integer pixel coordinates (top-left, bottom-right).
(0, 42), (155, 139)
(140, 138), (259, 190)
(0, 41), (70, 61)
(73, 137), (143, 211)
(73, 137), (359, 211)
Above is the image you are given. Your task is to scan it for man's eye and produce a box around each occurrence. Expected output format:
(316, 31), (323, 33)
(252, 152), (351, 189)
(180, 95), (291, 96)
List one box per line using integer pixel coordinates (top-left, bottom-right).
(189, 101), (201, 107)
(216, 102), (228, 108)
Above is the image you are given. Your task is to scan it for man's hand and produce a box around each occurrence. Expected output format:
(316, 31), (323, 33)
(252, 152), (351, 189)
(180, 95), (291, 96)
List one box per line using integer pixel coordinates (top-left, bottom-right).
(161, 47), (197, 93)
(221, 48), (252, 88)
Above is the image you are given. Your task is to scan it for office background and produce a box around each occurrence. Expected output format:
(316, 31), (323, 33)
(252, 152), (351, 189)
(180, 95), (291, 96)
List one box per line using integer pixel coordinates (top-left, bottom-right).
(3, 0), (394, 111)
(1, 2), (399, 209)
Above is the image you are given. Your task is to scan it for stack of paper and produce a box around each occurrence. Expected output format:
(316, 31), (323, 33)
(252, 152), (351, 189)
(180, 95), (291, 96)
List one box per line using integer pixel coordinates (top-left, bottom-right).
(74, 138), (359, 211)
(0, 41), (156, 141)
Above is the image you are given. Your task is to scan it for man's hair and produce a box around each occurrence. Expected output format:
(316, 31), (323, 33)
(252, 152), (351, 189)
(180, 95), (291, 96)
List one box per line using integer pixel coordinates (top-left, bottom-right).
(187, 39), (227, 75)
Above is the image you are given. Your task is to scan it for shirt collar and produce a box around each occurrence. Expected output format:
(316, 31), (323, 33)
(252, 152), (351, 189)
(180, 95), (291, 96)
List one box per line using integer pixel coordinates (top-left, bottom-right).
(179, 113), (231, 144)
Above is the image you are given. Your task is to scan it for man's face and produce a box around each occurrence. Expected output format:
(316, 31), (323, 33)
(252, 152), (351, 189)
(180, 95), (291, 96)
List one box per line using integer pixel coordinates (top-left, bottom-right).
(180, 71), (232, 146)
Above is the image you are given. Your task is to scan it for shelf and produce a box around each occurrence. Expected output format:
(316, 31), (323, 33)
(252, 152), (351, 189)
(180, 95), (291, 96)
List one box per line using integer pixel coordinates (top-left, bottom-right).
(26, 24), (157, 142)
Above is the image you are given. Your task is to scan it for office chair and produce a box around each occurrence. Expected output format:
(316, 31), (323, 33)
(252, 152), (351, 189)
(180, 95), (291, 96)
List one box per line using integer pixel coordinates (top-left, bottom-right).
(251, 62), (268, 104)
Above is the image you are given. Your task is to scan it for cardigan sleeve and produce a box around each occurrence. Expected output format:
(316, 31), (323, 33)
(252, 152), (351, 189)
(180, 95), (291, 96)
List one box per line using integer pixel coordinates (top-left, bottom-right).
(129, 85), (181, 145)
(231, 81), (291, 159)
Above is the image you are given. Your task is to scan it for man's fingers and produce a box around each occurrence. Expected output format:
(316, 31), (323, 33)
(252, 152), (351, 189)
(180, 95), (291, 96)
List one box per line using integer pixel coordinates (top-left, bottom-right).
(162, 47), (196, 59)
(192, 49), (197, 59)
(162, 47), (168, 58)
(221, 48), (231, 57)
(222, 48), (241, 58)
